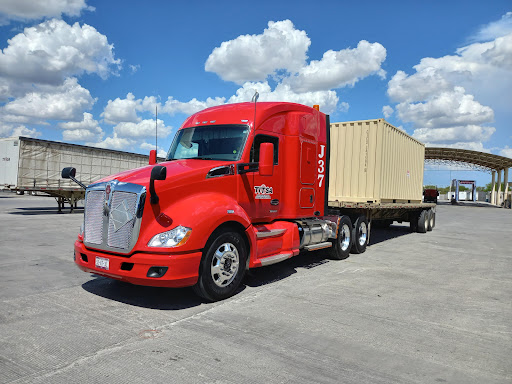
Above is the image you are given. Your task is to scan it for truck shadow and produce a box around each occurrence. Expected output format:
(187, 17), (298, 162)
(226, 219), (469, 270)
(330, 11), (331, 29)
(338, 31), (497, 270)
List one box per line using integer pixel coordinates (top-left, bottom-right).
(369, 225), (413, 246)
(81, 276), (203, 310)
(9, 206), (84, 215)
(81, 227), (415, 308)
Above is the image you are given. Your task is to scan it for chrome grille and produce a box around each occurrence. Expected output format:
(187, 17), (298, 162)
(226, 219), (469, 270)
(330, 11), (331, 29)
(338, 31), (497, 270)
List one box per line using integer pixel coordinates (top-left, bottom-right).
(84, 190), (105, 244)
(83, 180), (146, 254)
(107, 191), (138, 249)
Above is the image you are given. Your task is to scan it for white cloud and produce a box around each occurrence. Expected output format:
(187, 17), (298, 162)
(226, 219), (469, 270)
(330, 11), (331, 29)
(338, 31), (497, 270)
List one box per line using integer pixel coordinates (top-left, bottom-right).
(113, 119), (171, 139)
(227, 81), (339, 114)
(425, 141), (491, 153)
(1, 77), (95, 122)
(386, 16), (512, 152)
(469, 12), (512, 43)
(0, 123), (40, 138)
(339, 102), (349, 113)
(0, 19), (120, 92)
(87, 133), (135, 151)
(388, 69), (451, 103)
(162, 96), (225, 116)
(0, 0), (93, 24)
(382, 105), (393, 119)
(413, 125), (495, 144)
(204, 20), (387, 113)
(499, 146), (512, 158)
(59, 112), (103, 141)
(285, 40), (386, 92)
(388, 32), (512, 105)
(102, 93), (163, 124)
(205, 20), (310, 84)
(102, 93), (141, 124)
(396, 87), (494, 128)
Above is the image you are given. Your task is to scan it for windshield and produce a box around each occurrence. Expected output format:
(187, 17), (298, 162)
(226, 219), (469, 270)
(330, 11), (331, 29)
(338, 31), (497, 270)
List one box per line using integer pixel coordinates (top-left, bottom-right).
(166, 124), (250, 161)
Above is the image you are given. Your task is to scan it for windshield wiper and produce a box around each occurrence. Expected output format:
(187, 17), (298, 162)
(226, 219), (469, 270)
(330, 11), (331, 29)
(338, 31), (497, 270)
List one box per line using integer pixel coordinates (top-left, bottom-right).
(187, 156), (214, 160)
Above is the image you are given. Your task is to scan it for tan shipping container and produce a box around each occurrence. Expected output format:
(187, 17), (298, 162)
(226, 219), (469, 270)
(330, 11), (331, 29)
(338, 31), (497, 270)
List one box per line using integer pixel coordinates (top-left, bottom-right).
(328, 119), (425, 205)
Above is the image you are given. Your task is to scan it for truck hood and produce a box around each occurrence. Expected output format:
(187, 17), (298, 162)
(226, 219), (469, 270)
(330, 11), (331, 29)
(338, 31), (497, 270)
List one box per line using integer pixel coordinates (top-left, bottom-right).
(94, 159), (231, 189)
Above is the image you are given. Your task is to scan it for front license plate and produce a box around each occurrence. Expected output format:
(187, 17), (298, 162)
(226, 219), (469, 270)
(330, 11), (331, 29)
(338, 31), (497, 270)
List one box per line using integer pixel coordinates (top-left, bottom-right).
(95, 256), (109, 270)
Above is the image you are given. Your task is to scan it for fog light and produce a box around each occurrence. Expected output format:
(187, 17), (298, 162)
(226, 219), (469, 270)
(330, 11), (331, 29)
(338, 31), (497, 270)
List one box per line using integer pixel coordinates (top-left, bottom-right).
(147, 266), (168, 278)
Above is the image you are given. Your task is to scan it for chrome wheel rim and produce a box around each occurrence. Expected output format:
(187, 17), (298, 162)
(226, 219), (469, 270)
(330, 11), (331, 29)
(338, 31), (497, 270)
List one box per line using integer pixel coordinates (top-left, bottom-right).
(340, 224), (351, 251)
(358, 222), (367, 246)
(211, 242), (239, 287)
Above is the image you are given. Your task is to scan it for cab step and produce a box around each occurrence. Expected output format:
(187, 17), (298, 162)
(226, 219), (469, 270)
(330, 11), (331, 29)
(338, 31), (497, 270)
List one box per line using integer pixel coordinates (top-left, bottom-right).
(304, 242), (332, 251)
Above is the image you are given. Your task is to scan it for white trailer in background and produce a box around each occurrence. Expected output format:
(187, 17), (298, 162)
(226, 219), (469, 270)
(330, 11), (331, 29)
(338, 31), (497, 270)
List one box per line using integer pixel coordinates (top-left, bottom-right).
(0, 137), (156, 212)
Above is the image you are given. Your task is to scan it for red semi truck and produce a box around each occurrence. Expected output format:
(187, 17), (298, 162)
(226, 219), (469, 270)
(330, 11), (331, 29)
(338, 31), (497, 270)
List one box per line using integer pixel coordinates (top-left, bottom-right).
(64, 102), (435, 301)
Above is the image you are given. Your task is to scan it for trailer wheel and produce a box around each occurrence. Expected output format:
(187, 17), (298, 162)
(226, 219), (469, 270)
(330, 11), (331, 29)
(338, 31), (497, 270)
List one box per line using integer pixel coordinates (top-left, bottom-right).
(417, 210), (428, 233)
(193, 231), (247, 302)
(351, 215), (368, 254)
(328, 216), (352, 260)
(427, 209), (435, 231)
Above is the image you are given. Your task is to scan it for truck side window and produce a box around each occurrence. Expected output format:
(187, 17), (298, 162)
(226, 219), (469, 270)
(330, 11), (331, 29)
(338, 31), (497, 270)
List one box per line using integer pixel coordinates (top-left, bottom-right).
(250, 135), (279, 165)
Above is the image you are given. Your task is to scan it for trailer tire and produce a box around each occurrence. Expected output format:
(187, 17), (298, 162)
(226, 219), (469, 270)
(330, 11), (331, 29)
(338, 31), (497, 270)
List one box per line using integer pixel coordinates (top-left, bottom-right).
(328, 216), (352, 260)
(193, 231), (247, 302)
(351, 215), (368, 254)
(417, 210), (428, 233)
(428, 209), (435, 231)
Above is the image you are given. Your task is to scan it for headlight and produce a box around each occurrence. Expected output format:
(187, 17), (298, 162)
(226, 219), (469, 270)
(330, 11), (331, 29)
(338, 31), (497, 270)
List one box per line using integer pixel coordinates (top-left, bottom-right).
(148, 225), (192, 248)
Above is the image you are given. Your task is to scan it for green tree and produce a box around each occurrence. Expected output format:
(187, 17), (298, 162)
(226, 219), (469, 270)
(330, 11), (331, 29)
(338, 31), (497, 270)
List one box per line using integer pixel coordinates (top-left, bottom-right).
(483, 182), (506, 192)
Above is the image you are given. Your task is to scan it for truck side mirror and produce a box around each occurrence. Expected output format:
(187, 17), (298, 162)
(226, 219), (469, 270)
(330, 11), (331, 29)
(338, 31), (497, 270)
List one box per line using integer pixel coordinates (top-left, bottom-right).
(150, 165), (167, 204)
(149, 149), (157, 165)
(62, 167), (76, 179)
(259, 142), (274, 176)
(151, 165), (167, 181)
(61, 167), (86, 189)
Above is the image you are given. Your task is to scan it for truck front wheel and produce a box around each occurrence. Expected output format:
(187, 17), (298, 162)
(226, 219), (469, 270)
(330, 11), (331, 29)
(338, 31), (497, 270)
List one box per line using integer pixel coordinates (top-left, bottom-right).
(194, 231), (247, 302)
(351, 215), (368, 254)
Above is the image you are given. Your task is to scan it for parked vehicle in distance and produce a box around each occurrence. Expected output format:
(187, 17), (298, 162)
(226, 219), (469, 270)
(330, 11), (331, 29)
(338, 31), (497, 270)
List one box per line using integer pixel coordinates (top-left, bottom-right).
(423, 188), (440, 203)
(64, 102), (436, 301)
(0, 137), (156, 211)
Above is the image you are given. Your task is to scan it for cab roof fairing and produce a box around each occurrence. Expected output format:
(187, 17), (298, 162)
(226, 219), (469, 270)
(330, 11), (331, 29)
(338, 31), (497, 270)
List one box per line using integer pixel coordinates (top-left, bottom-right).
(178, 102), (325, 131)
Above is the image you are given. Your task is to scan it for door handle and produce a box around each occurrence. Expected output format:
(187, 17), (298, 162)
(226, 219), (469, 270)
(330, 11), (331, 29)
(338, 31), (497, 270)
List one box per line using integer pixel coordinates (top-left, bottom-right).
(270, 199), (279, 206)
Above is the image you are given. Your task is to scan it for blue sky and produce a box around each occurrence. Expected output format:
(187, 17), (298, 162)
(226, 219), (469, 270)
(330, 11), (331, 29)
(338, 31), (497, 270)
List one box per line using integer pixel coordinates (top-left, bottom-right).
(0, 0), (511, 187)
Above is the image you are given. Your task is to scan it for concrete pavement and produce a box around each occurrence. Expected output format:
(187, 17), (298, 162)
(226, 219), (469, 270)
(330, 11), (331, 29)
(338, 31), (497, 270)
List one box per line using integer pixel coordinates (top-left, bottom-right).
(0, 193), (511, 383)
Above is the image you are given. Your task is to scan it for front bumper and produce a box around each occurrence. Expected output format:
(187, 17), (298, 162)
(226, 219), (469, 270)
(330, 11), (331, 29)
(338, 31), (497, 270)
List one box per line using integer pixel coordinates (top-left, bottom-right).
(74, 241), (202, 288)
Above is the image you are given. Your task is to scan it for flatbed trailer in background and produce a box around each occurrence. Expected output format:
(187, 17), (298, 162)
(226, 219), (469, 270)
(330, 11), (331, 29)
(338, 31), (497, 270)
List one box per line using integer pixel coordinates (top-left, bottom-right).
(0, 137), (158, 211)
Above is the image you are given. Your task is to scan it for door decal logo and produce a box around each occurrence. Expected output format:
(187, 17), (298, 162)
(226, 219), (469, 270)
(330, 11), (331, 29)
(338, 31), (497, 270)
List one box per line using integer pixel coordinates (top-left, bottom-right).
(254, 184), (273, 199)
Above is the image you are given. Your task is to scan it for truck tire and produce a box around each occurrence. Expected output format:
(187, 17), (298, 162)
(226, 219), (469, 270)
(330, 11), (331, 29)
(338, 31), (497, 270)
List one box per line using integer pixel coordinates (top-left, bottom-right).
(426, 210), (433, 231)
(328, 216), (352, 260)
(194, 231), (247, 302)
(417, 210), (428, 233)
(351, 215), (368, 254)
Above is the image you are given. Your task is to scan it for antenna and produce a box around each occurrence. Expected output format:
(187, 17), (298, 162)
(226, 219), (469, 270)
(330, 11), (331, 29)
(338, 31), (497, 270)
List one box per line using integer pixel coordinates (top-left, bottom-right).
(252, 90), (259, 132)
(155, 105), (158, 156)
